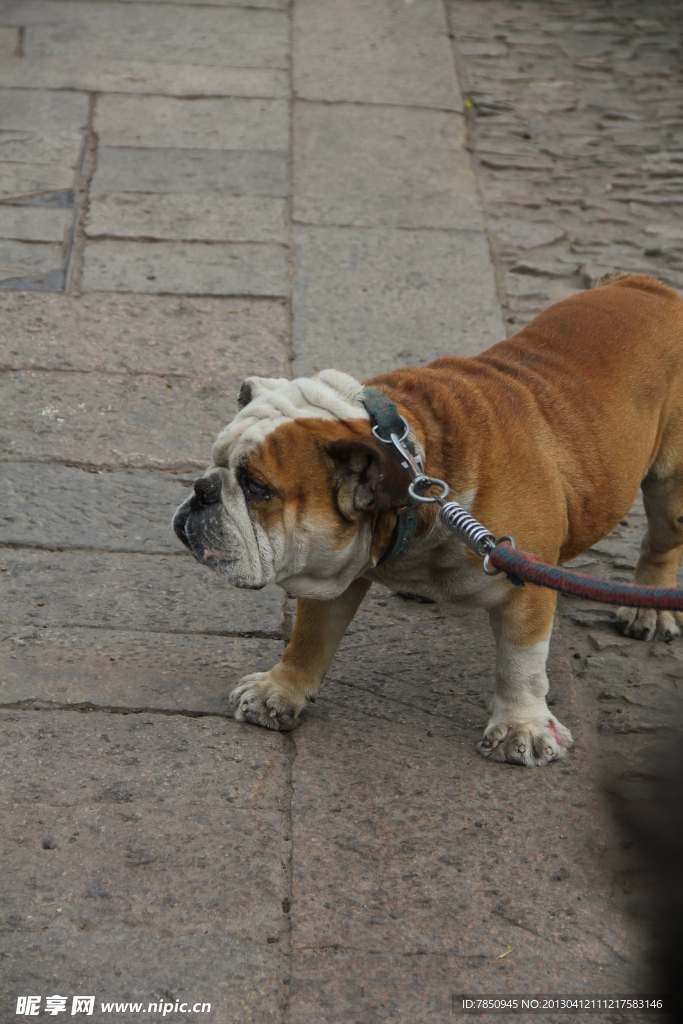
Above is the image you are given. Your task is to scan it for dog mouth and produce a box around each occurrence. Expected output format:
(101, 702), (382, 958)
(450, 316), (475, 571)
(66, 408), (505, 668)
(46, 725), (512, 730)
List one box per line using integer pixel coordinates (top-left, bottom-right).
(173, 500), (192, 549)
(173, 498), (264, 585)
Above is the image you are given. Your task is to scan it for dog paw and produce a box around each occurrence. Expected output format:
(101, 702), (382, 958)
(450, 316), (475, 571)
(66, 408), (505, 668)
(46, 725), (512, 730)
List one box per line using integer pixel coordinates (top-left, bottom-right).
(478, 714), (573, 767)
(617, 607), (682, 642)
(229, 672), (303, 731)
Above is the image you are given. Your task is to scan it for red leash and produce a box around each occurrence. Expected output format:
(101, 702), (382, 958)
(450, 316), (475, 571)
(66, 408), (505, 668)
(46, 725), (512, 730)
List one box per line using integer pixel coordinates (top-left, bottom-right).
(488, 542), (683, 611)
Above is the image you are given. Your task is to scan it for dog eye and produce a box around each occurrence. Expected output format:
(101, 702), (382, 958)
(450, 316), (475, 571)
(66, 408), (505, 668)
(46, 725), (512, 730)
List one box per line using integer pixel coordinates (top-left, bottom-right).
(237, 468), (271, 500)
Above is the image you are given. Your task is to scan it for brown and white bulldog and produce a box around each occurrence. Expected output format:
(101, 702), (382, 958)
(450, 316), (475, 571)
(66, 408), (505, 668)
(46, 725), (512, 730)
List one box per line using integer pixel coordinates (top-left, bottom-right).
(173, 274), (683, 766)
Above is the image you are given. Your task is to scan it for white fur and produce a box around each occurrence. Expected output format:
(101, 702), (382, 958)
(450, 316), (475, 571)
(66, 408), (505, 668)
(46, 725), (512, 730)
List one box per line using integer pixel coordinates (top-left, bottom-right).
(487, 630), (551, 722)
(211, 370), (368, 469)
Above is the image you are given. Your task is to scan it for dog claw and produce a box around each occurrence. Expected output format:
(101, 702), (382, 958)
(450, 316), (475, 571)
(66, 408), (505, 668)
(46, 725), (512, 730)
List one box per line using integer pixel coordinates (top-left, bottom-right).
(616, 607), (680, 643)
(479, 715), (573, 767)
(230, 672), (302, 732)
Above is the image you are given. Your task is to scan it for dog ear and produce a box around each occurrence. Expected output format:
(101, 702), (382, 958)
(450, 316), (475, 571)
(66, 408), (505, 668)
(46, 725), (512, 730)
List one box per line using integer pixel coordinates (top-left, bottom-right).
(237, 379), (253, 410)
(326, 438), (411, 519)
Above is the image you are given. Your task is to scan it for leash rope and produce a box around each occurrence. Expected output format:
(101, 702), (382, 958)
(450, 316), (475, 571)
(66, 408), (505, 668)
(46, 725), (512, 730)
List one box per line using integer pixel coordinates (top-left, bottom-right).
(426, 493), (683, 611)
(486, 542), (683, 610)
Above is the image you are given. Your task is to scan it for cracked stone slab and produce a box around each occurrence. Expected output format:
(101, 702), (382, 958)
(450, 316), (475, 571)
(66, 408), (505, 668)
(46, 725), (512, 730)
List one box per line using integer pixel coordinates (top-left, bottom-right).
(0, 57), (289, 98)
(0, 371), (249, 470)
(288, 590), (638, 1021)
(81, 241), (288, 297)
(87, 195), (287, 244)
(293, 103), (483, 230)
(0, 710), (290, 1023)
(0, 465), (197, 553)
(95, 96), (289, 152)
(90, 148), (288, 198)
(0, 630), (283, 715)
(293, 0), (461, 109)
(0, 550), (286, 638)
(22, 2), (289, 69)
(0, 292), (289, 379)
(292, 227), (505, 379)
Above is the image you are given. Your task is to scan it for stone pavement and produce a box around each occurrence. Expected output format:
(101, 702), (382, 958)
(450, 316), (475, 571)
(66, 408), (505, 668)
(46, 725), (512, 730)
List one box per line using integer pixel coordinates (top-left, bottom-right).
(0, 1), (681, 1022)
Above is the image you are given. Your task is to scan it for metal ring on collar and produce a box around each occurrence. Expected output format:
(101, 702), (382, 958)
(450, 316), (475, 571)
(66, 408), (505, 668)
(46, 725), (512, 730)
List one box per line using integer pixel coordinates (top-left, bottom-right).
(408, 475), (450, 504)
(372, 416), (410, 445)
(483, 535), (516, 576)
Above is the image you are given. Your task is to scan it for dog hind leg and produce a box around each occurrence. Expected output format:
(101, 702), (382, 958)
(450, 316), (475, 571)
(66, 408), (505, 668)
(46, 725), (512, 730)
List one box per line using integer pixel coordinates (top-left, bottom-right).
(617, 468), (683, 641)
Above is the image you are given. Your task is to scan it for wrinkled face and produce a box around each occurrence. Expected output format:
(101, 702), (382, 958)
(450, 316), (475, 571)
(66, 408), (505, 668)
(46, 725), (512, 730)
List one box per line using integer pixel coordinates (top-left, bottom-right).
(172, 370), (406, 600)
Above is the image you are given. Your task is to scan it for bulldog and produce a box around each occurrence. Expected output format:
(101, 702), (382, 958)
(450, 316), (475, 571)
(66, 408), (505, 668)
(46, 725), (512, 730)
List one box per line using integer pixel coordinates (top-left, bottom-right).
(173, 273), (683, 766)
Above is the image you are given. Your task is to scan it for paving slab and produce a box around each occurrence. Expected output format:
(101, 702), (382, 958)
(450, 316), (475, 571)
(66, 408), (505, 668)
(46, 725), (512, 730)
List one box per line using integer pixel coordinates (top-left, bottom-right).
(87, 195), (287, 244)
(0, 241), (64, 282)
(90, 148), (288, 199)
(293, 103), (482, 230)
(94, 96), (289, 152)
(0, 161), (75, 202)
(20, 2), (289, 69)
(293, 0), (461, 109)
(0, 57), (289, 98)
(0, 464), (195, 554)
(0, 370), (240, 470)
(0, 206), (69, 243)
(81, 241), (288, 297)
(0, 88), (87, 167)
(0, 24), (17, 53)
(0, 549), (285, 637)
(0, 710), (290, 1024)
(292, 227), (505, 379)
(0, 629), (283, 713)
(288, 589), (639, 1022)
(0, 292), (289, 379)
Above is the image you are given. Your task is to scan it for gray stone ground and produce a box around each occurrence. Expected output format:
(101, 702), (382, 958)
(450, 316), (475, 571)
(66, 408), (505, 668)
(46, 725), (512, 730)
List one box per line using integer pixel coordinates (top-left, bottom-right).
(0, 1), (681, 1022)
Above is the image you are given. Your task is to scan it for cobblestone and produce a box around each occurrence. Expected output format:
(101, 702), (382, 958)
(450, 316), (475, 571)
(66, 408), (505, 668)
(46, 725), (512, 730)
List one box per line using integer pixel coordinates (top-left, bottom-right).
(449, 0), (683, 330)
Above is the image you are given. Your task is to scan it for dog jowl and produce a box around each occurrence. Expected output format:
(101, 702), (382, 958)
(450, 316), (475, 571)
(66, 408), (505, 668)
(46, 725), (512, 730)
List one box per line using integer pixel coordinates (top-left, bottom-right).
(173, 274), (683, 764)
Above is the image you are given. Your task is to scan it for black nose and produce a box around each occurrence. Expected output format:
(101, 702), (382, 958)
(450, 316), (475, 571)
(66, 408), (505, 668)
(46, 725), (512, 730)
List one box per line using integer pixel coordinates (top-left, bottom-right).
(193, 475), (222, 507)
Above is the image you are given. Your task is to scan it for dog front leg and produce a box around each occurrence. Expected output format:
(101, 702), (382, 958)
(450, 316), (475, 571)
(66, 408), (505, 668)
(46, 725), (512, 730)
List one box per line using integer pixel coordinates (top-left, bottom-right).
(479, 587), (574, 766)
(230, 577), (371, 731)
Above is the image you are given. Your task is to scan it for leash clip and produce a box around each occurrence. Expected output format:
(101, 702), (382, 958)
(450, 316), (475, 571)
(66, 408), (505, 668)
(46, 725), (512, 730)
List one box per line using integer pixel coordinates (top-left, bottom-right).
(372, 416), (425, 479)
(483, 536), (516, 576)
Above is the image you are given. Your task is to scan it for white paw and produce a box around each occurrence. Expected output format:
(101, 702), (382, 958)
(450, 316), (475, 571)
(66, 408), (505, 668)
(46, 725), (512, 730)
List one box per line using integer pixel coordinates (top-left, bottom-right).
(617, 606), (682, 642)
(229, 672), (301, 731)
(478, 714), (574, 767)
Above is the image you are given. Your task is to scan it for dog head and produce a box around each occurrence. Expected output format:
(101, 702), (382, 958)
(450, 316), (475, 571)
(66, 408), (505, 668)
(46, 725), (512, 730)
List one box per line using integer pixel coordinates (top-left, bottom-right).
(172, 370), (415, 599)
